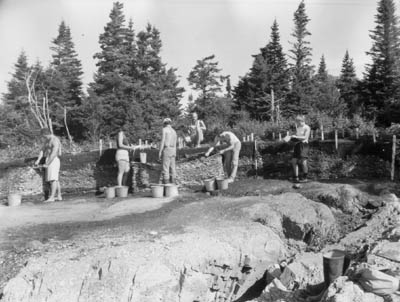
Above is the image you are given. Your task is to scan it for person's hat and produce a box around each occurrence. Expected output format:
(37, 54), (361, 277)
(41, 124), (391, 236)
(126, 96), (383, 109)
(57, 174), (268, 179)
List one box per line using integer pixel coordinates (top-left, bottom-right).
(163, 118), (172, 124)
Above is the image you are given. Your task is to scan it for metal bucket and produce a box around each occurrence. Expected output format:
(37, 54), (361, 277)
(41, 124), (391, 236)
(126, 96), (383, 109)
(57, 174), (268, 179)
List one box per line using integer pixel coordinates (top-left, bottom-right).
(216, 178), (228, 190)
(164, 184), (179, 197)
(323, 249), (346, 286)
(140, 152), (147, 164)
(151, 185), (164, 198)
(115, 186), (129, 198)
(8, 193), (21, 206)
(105, 187), (115, 199)
(203, 178), (216, 192)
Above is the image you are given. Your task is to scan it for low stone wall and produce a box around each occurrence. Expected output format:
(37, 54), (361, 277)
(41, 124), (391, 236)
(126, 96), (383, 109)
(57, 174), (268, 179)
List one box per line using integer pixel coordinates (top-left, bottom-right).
(259, 139), (393, 179)
(0, 139), (396, 201)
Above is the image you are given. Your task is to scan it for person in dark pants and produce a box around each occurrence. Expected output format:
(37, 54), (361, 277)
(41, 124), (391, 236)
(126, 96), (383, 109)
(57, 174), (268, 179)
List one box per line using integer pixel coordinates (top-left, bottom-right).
(289, 115), (311, 183)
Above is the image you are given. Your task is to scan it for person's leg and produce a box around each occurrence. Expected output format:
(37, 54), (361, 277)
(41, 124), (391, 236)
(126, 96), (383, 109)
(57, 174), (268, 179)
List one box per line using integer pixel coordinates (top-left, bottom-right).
(162, 152), (171, 184)
(122, 162), (130, 186)
(117, 161), (126, 186)
(224, 151), (233, 179)
(228, 142), (241, 181)
(291, 158), (299, 181)
(170, 155), (176, 184)
(299, 159), (308, 181)
(44, 180), (57, 202)
(56, 181), (62, 200)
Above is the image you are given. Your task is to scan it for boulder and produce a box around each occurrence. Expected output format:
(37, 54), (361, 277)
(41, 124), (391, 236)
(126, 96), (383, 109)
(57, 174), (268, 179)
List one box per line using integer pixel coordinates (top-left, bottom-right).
(2, 223), (286, 302)
(321, 276), (384, 302)
(372, 240), (400, 263)
(244, 193), (339, 244)
(279, 252), (324, 290)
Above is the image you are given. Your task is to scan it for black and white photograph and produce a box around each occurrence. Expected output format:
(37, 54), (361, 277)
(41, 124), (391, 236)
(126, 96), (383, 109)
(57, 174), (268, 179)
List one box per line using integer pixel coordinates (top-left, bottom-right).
(1, 0), (400, 301)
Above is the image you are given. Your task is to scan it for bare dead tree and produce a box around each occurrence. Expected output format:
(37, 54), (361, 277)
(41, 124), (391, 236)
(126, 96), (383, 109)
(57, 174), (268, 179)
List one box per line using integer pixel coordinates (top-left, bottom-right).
(25, 70), (53, 133)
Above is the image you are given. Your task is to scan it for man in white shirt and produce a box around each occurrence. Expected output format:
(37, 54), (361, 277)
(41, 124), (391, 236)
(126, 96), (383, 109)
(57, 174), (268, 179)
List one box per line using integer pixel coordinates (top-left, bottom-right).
(205, 131), (241, 183)
(289, 115), (311, 183)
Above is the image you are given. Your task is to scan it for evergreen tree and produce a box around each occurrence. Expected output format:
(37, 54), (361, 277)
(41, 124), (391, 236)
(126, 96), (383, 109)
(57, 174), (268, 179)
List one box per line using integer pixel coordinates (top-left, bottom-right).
(89, 2), (140, 139)
(286, 0), (315, 115)
(316, 55), (328, 82)
(188, 55), (223, 99)
(48, 21), (84, 139)
(363, 0), (400, 123)
(233, 20), (289, 120)
(336, 50), (359, 114)
(3, 50), (30, 107)
(88, 2), (183, 141)
(187, 55), (225, 120)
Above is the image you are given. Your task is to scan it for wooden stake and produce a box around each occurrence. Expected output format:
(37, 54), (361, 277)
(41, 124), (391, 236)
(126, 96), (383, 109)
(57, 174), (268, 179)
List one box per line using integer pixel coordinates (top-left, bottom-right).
(373, 131), (376, 143)
(109, 141), (112, 149)
(250, 133), (254, 141)
(310, 130), (314, 140)
(139, 139), (142, 147)
(99, 139), (103, 156)
(279, 133), (282, 141)
(254, 140), (258, 178)
(391, 135), (396, 181)
(272, 132), (275, 140)
(335, 130), (338, 150)
(247, 135), (251, 142)
(243, 136), (246, 142)
(321, 125), (324, 141)
(356, 128), (359, 139)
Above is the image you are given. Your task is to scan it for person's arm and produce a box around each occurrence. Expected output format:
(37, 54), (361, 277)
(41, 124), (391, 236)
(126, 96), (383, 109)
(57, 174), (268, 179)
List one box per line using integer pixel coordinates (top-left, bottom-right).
(159, 128), (166, 160)
(205, 136), (221, 156)
(292, 126), (311, 141)
(219, 141), (234, 153)
(35, 149), (44, 166)
(117, 132), (135, 150)
(44, 139), (60, 167)
(199, 120), (206, 131)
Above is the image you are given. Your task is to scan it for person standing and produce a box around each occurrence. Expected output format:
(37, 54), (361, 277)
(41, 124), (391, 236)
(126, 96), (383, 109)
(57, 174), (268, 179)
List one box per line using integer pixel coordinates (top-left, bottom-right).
(115, 130), (136, 187)
(289, 115), (311, 182)
(159, 118), (177, 184)
(35, 128), (62, 203)
(189, 112), (206, 148)
(205, 131), (241, 183)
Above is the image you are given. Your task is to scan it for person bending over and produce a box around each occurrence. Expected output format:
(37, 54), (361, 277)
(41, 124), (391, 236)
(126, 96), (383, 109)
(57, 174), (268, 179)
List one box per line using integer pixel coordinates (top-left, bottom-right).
(115, 130), (136, 187)
(35, 128), (62, 203)
(289, 115), (311, 183)
(159, 118), (177, 184)
(205, 131), (241, 183)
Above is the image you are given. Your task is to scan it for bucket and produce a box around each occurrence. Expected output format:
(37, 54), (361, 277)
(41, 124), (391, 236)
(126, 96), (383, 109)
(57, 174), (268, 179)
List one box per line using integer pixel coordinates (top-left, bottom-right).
(323, 249), (346, 286)
(8, 193), (21, 206)
(151, 185), (164, 198)
(164, 184), (179, 197)
(115, 186), (129, 198)
(140, 152), (147, 164)
(204, 178), (216, 192)
(216, 178), (228, 190)
(105, 187), (115, 199)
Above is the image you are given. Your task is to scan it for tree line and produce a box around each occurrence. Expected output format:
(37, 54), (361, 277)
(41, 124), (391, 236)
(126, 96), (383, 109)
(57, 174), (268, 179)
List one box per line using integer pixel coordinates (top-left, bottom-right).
(1, 0), (400, 146)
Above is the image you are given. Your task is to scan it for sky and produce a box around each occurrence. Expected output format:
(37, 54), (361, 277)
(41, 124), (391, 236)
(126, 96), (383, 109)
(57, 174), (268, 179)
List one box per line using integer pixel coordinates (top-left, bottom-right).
(0, 0), (379, 103)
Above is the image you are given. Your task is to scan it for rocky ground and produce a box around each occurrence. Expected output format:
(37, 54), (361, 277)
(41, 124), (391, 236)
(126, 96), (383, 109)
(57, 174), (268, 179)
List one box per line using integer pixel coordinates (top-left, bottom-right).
(1, 178), (400, 302)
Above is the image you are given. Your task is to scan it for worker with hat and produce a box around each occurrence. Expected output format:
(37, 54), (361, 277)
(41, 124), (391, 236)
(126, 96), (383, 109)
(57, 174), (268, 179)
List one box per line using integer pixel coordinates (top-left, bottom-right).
(159, 118), (177, 184)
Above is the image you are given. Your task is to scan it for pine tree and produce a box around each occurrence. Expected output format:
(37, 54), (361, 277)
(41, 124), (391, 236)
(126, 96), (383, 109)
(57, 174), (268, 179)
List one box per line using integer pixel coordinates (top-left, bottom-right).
(3, 50), (30, 107)
(233, 20), (289, 120)
(88, 3), (183, 141)
(48, 21), (84, 139)
(286, 0), (315, 115)
(187, 55), (225, 120)
(316, 55), (328, 82)
(313, 57), (347, 117)
(364, 0), (400, 123)
(336, 50), (359, 114)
